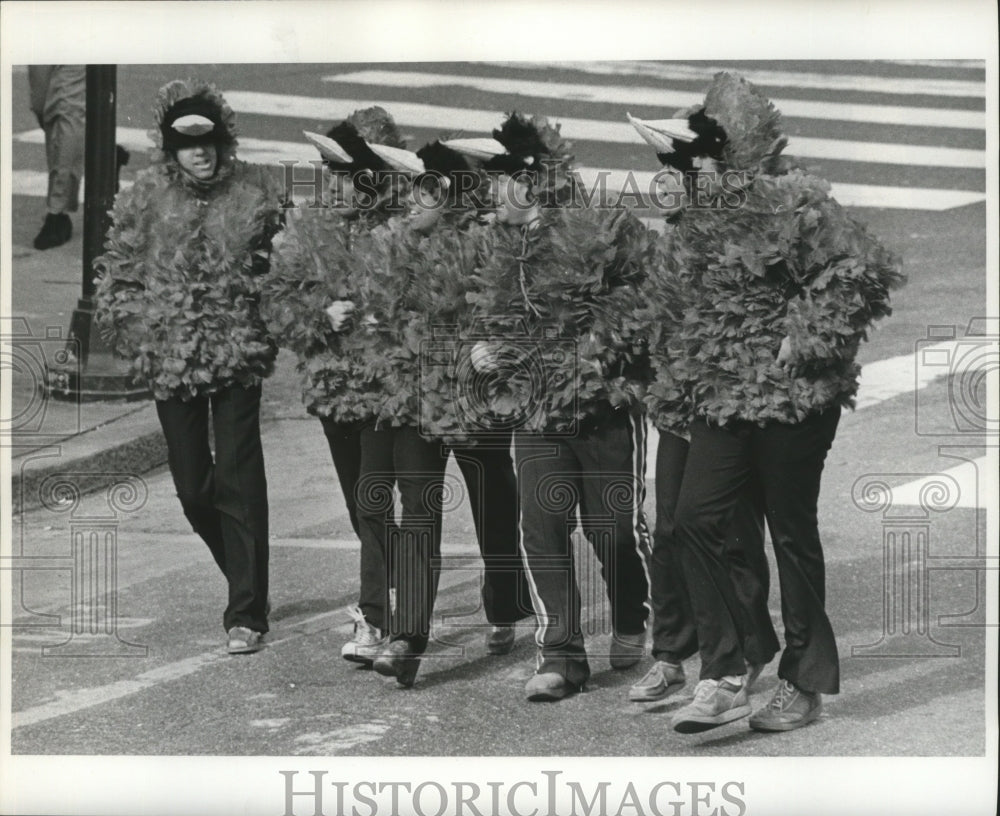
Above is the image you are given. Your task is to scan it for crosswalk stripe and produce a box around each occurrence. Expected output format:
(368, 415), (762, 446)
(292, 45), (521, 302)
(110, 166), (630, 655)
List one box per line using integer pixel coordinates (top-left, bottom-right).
(585, 168), (985, 212)
(220, 91), (985, 170)
(12, 161), (985, 214)
(323, 70), (987, 131)
(480, 61), (987, 99)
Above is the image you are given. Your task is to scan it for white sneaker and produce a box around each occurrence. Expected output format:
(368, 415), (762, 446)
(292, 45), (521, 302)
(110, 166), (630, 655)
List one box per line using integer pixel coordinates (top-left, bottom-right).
(671, 677), (750, 733)
(340, 604), (387, 665)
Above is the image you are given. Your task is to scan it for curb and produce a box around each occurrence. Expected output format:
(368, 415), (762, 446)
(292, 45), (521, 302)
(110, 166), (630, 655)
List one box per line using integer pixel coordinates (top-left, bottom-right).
(11, 403), (168, 514)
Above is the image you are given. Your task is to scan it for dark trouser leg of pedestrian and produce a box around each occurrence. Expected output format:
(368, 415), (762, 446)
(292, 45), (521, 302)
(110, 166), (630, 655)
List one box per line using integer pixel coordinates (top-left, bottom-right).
(155, 395), (227, 574)
(727, 479), (780, 667)
(373, 428), (448, 687)
(210, 384), (269, 635)
(572, 407), (651, 669)
(451, 433), (533, 627)
(355, 424), (397, 632)
(389, 428), (449, 655)
(674, 421), (755, 681)
(515, 435), (589, 692)
(649, 431), (698, 665)
(754, 407), (841, 695)
(319, 416), (364, 539)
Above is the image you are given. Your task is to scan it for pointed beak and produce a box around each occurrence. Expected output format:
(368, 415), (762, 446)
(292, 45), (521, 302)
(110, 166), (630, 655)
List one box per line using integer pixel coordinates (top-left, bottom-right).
(367, 143), (425, 175)
(441, 138), (509, 160)
(303, 130), (353, 164)
(627, 113), (697, 153)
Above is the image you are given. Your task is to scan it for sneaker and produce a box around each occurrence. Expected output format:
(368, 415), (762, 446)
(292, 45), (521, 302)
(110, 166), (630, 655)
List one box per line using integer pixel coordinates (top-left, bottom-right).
(33, 213), (72, 250)
(671, 678), (750, 733)
(372, 639), (421, 687)
(609, 630), (647, 669)
(628, 660), (686, 702)
(341, 604), (387, 665)
(525, 672), (581, 702)
(745, 661), (765, 693)
(486, 624), (516, 655)
(227, 626), (263, 655)
(749, 679), (822, 732)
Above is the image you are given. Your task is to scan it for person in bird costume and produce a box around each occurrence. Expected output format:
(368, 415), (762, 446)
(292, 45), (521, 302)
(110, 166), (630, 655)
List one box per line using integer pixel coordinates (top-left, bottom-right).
(456, 113), (656, 702)
(261, 107), (414, 667)
(95, 79), (285, 654)
(630, 72), (904, 733)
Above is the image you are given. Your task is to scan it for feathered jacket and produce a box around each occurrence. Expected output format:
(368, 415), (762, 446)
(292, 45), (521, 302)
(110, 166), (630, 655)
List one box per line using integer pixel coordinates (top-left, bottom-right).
(468, 206), (655, 434)
(95, 80), (284, 401)
(647, 169), (905, 429)
(260, 206), (391, 425)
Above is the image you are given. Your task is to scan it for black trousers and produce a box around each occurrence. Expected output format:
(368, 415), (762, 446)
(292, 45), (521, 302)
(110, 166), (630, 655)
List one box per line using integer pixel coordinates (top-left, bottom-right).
(675, 407), (841, 693)
(515, 406), (651, 688)
(155, 384), (269, 633)
(650, 431), (778, 665)
(451, 432), (534, 626)
(354, 425), (531, 646)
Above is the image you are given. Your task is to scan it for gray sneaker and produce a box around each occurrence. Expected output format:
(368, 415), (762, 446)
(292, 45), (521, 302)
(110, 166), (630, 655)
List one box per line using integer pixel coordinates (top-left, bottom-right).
(749, 679), (822, 732)
(341, 605), (387, 665)
(629, 661), (686, 702)
(671, 678), (750, 733)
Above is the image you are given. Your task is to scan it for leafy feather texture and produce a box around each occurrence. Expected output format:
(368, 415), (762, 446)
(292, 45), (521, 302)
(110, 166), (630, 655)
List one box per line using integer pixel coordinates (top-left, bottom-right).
(703, 72), (785, 171)
(149, 79), (238, 156)
(94, 162), (284, 400)
(647, 168), (905, 427)
(468, 207), (656, 433)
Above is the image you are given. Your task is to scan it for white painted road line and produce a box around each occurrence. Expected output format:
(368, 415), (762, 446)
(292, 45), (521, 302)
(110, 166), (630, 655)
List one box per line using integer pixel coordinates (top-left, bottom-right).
(14, 144), (985, 212)
(579, 167), (986, 212)
(889, 457), (992, 510)
(323, 70), (987, 131)
(220, 91), (986, 170)
(480, 61), (987, 99)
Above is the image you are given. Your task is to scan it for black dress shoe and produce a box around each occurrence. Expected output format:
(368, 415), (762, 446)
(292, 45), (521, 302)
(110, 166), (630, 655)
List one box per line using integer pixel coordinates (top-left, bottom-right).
(33, 213), (72, 250)
(372, 639), (421, 687)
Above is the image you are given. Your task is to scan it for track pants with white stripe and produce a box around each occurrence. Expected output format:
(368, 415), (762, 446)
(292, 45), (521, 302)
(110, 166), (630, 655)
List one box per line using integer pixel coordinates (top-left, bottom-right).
(515, 404), (651, 688)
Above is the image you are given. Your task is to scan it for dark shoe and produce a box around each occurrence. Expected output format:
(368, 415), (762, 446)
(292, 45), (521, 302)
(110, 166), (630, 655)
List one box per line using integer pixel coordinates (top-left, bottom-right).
(749, 679), (822, 732)
(671, 678), (750, 733)
(227, 626), (263, 655)
(372, 639), (421, 687)
(33, 213), (72, 250)
(525, 672), (581, 702)
(629, 660), (686, 702)
(486, 625), (516, 655)
(609, 630), (646, 669)
(341, 604), (387, 665)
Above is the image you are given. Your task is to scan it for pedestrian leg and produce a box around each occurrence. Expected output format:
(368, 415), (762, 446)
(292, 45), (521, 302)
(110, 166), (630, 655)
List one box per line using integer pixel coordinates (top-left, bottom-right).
(210, 384), (269, 634)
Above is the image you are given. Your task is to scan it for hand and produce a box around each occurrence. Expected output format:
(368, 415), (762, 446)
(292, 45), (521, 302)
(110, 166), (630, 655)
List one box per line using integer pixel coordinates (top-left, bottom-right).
(776, 335), (794, 368)
(325, 300), (355, 331)
(470, 341), (501, 373)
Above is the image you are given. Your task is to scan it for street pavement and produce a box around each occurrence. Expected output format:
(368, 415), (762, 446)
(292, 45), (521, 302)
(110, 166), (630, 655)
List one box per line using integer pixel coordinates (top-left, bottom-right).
(2, 60), (994, 763)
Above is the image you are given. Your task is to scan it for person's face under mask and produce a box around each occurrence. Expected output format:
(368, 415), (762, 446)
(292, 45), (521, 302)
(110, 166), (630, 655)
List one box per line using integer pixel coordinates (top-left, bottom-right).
(175, 143), (218, 180)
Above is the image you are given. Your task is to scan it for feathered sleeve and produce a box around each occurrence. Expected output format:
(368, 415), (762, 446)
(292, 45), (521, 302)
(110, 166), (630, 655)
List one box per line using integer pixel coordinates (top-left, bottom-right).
(94, 169), (158, 358)
(780, 185), (905, 372)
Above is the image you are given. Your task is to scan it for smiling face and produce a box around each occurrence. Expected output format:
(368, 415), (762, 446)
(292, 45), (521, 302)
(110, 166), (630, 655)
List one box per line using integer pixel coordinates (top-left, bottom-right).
(175, 143), (218, 180)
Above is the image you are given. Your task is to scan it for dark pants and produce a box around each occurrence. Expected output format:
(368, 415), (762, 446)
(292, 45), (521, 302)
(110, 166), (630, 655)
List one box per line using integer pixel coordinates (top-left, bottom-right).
(318, 416), (366, 538)
(155, 384), (269, 633)
(515, 406), (651, 688)
(355, 425), (449, 649)
(651, 431), (778, 666)
(675, 407), (841, 693)
(451, 432), (534, 626)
